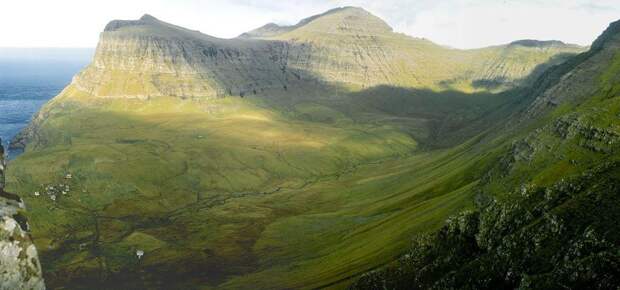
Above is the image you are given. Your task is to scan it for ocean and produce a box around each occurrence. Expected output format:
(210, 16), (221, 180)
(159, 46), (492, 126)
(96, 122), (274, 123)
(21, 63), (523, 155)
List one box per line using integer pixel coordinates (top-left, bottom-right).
(0, 48), (93, 158)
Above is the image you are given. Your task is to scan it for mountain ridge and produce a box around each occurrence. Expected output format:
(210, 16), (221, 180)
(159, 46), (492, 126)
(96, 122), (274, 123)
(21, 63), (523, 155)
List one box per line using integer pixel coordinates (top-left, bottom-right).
(67, 8), (584, 101)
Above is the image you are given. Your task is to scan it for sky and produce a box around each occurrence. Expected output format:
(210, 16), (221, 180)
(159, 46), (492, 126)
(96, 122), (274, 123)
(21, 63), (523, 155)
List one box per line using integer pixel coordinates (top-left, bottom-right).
(1, 0), (619, 49)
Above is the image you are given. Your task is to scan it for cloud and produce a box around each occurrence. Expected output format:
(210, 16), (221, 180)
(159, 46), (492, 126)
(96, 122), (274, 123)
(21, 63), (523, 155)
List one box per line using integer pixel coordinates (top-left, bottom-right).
(576, 1), (619, 12)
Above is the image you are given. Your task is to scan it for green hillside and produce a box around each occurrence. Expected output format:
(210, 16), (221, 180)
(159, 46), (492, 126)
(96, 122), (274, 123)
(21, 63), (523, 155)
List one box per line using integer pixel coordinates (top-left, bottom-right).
(6, 6), (616, 290)
(7, 77), (504, 290)
(352, 19), (620, 290)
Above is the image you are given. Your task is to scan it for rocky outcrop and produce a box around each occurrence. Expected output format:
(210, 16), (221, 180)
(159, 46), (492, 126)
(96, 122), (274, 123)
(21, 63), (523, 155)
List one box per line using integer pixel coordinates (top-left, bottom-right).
(553, 115), (620, 153)
(0, 140), (45, 290)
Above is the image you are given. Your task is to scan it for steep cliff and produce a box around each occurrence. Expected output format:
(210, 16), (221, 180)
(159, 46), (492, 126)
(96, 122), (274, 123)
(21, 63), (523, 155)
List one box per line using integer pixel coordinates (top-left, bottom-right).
(73, 14), (294, 99)
(0, 141), (45, 290)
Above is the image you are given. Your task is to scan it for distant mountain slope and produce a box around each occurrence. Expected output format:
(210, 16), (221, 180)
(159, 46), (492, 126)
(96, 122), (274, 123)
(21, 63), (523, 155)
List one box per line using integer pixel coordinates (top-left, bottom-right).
(241, 7), (583, 91)
(72, 7), (583, 100)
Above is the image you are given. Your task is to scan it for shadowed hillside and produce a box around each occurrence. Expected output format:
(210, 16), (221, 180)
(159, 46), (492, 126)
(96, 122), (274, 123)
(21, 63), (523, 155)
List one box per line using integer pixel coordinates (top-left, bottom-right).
(352, 18), (620, 290)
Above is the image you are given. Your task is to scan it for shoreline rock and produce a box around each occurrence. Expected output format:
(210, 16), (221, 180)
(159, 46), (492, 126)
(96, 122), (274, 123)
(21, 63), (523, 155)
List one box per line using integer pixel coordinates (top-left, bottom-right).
(0, 139), (45, 290)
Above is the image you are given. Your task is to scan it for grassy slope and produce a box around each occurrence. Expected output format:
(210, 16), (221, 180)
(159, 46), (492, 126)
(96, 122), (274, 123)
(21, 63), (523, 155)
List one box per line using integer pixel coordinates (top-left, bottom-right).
(8, 83), (510, 289)
(351, 22), (620, 290)
(272, 38), (620, 290)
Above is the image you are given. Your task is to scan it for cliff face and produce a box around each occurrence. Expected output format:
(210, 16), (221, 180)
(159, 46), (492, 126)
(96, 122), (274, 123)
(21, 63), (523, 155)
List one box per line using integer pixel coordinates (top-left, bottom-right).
(70, 7), (584, 99)
(73, 15), (295, 99)
(0, 141), (45, 290)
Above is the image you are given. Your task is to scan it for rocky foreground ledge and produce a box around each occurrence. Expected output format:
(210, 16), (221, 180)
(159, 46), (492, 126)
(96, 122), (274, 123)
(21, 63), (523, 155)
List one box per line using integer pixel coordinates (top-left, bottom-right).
(0, 140), (45, 290)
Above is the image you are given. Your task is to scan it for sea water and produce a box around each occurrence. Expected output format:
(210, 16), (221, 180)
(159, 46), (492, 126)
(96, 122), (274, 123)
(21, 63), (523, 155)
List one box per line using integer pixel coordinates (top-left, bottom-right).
(0, 49), (92, 158)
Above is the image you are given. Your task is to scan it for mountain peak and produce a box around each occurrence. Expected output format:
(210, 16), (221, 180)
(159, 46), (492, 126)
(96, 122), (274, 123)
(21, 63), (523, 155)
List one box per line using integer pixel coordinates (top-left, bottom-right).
(297, 6), (368, 24)
(139, 14), (159, 21)
(103, 14), (162, 32)
(297, 6), (392, 34)
(101, 14), (214, 41)
(241, 6), (392, 39)
(239, 22), (291, 38)
(591, 19), (620, 50)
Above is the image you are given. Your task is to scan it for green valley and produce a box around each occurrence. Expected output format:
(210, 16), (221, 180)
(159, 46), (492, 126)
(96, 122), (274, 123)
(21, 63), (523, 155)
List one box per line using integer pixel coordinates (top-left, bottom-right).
(4, 6), (619, 290)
